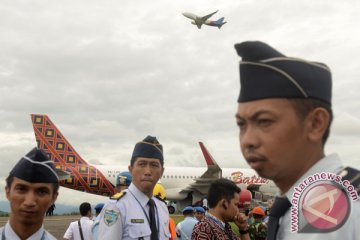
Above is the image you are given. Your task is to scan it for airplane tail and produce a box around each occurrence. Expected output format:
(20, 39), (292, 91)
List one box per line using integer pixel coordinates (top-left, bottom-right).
(31, 114), (115, 196)
(215, 17), (227, 29)
(198, 142), (222, 177)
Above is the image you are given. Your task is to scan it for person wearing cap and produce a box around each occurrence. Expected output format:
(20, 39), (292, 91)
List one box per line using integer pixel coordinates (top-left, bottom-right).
(248, 207), (267, 240)
(191, 178), (250, 240)
(91, 203), (104, 240)
(114, 171), (132, 193)
(64, 202), (94, 240)
(234, 41), (360, 240)
(98, 135), (170, 239)
(175, 206), (198, 240)
(194, 206), (205, 221)
(152, 183), (177, 240)
(0, 147), (59, 240)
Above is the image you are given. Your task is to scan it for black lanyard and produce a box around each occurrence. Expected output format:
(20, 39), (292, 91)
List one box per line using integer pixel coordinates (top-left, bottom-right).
(128, 189), (160, 236)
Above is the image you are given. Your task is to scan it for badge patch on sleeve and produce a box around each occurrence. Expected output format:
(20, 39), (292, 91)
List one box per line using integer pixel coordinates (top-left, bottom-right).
(104, 209), (120, 226)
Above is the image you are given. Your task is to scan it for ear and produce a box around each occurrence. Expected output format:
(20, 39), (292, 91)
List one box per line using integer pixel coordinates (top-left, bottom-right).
(128, 165), (132, 173)
(52, 191), (59, 203)
(305, 108), (330, 143)
(222, 199), (228, 210)
(5, 186), (10, 201)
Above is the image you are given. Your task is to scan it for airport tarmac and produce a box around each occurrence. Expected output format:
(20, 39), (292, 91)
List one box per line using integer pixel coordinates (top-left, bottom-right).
(0, 215), (80, 239)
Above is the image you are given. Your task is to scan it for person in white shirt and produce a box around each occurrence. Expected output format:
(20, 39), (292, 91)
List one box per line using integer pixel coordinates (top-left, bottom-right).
(98, 135), (171, 239)
(0, 147), (59, 240)
(91, 203), (104, 240)
(234, 40), (360, 240)
(64, 202), (94, 240)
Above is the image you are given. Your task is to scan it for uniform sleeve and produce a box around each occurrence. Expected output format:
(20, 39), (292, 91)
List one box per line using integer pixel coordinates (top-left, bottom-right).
(98, 201), (123, 240)
(63, 222), (74, 239)
(175, 222), (181, 238)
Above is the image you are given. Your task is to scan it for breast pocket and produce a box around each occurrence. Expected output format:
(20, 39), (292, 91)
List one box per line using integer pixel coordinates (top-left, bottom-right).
(128, 224), (151, 240)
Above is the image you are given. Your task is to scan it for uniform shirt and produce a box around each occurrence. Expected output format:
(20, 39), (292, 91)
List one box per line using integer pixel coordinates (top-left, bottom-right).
(248, 221), (267, 240)
(175, 216), (198, 240)
(98, 183), (170, 240)
(63, 216), (94, 240)
(0, 222), (56, 240)
(91, 214), (101, 240)
(191, 214), (240, 240)
(276, 154), (360, 240)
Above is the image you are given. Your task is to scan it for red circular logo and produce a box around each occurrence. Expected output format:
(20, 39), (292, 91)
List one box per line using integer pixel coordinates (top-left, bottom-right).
(301, 183), (350, 231)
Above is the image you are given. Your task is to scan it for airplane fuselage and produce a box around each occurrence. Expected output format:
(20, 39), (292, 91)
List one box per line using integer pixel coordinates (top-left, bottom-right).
(95, 164), (277, 200)
(182, 11), (226, 29)
(31, 113), (276, 213)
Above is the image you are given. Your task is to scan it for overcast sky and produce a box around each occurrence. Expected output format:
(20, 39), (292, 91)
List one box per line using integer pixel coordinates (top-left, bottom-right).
(0, 0), (359, 207)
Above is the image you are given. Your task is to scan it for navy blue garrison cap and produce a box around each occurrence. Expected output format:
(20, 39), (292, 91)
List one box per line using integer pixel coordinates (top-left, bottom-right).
(234, 41), (332, 106)
(131, 136), (164, 165)
(116, 171), (132, 186)
(182, 206), (194, 214)
(10, 147), (59, 183)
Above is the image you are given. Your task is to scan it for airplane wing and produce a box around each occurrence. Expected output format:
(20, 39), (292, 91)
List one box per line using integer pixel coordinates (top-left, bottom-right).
(179, 142), (222, 195)
(201, 10), (218, 21)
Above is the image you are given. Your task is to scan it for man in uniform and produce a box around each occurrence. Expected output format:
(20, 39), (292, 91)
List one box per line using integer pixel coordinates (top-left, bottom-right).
(248, 207), (267, 240)
(0, 147), (59, 239)
(98, 135), (170, 239)
(92, 172), (131, 239)
(115, 171), (132, 193)
(194, 206), (205, 221)
(92, 203), (104, 240)
(175, 206), (198, 240)
(234, 41), (360, 239)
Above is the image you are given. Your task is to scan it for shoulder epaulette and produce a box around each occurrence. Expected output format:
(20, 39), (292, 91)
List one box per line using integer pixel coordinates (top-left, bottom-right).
(338, 166), (360, 195)
(154, 195), (166, 205)
(110, 191), (126, 200)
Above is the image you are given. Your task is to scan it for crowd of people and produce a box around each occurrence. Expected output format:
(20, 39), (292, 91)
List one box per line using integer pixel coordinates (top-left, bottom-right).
(1, 41), (359, 240)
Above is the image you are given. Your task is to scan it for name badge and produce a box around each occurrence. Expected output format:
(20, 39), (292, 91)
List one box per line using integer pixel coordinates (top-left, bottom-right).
(131, 219), (145, 223)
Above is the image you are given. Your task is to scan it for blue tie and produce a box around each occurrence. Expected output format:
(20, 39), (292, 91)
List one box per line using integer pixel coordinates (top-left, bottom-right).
(148, 199), (158, 240)
(267, 197), (291, 240)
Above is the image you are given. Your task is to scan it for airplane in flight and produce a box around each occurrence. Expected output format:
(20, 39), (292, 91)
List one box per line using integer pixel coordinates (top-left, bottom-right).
(31, 114), (277, 211)
(182, 10), (227, 29)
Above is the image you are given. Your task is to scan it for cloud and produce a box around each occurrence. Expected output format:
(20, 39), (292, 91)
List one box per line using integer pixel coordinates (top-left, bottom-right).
(0, 0), (359, 206)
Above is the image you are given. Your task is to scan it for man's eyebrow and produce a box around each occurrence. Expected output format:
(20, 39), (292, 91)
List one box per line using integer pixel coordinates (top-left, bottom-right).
(36, 186), (51, 191)
(14, 183), (27, 187)
(235, 110), (273, 121)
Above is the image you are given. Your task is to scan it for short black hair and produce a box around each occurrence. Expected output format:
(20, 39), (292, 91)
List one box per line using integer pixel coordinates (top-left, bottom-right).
(208, 178), (241, 208)
(5, 174), (59, 195)
(79, 202), (91, 216)
(288, 98), (333, 145)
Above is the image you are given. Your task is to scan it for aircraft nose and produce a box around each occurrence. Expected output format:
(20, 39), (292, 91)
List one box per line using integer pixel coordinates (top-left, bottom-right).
(182, 12), (190, 17)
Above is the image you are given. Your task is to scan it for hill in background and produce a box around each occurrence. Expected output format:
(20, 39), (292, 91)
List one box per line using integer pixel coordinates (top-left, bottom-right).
(0, 201), (78, 215)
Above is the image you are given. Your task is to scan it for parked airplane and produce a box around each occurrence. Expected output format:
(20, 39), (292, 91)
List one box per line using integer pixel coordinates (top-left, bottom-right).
(182, 10), (227, 29)
(31, 114), (277, 211)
